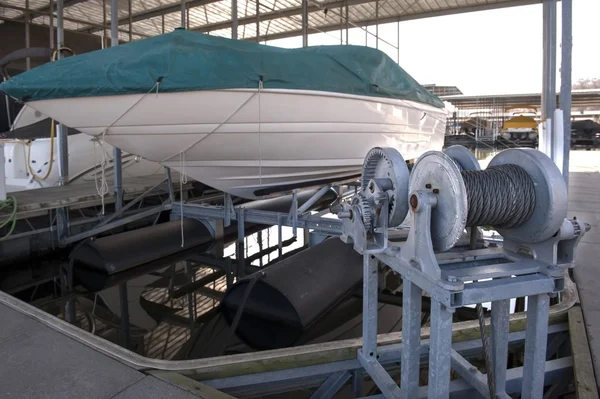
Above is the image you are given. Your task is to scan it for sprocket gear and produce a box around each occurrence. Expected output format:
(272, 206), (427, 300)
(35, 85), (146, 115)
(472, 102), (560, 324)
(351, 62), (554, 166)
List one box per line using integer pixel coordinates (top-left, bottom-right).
(360, 147), (410, 228)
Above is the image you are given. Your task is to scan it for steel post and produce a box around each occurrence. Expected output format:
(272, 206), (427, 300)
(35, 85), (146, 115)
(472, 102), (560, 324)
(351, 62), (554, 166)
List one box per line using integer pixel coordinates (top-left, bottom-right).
(301, 0), (308, 47)
(560, 0), (572, 188)
(232, 0), (238, 39)
(521, 294), (550, 398)
(25, 0), (31, 70)
(181, 0), (186, 28)
(362, 255), (378, 358)
(49, 0), (54, 49)
(375, 0), (378, 49)
(345, 1), (349, 45)
(237, 207), (245, 279)
(401, 281), (422, 398)
(128, 0), (132, 41)
(56, 0), (69, 185)
(256, 0), (260, 42)
(541, 0), (557, 157)
(111, 0), (123, 210)
(491, 299), (511, 395)
(427, 301), (453, 398)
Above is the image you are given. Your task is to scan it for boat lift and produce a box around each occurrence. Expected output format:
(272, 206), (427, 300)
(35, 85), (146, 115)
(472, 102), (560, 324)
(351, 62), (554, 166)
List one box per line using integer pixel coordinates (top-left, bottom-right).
(173, 144), (589, 398)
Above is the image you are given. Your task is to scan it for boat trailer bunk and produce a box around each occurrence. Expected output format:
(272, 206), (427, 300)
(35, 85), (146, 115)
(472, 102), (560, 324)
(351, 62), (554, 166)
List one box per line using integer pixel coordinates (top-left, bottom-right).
(168, 144), (589, 398)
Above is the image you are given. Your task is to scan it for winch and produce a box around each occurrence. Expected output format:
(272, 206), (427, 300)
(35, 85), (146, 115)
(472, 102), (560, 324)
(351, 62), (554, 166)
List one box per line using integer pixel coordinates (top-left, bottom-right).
(337, 145), (589, 398)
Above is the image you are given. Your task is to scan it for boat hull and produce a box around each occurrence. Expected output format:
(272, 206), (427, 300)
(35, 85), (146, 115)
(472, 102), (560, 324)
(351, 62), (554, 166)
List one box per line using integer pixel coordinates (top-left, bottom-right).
(24, 89), (447, 198)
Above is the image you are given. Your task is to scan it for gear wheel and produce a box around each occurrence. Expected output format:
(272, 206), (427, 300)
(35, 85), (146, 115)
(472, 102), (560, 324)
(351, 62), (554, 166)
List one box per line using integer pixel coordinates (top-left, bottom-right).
(352, 195), (372, 231)
(361, 147), (410, 227)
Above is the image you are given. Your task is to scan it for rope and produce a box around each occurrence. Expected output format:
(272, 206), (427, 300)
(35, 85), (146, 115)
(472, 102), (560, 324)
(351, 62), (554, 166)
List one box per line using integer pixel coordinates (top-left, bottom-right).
(24, 47), (74, 183)
(0, 196), (17, 241)
(461, 164), (536, 229)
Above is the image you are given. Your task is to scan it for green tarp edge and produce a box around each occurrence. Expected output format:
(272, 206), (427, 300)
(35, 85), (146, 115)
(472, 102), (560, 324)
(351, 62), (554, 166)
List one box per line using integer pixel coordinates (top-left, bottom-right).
(0, 29), (444, 109)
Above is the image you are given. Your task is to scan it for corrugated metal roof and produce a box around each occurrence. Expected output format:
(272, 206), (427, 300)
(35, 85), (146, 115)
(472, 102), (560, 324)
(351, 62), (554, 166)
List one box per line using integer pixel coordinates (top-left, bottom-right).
(1, 0), (540, 43)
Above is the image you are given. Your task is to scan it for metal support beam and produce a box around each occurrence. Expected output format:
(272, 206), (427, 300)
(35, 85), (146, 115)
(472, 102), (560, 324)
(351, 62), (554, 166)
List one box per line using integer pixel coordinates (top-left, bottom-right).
(491, 299), (511, 395)
(56, 0), (69, 186)
(560, 0), (572, 188)
(541, 0), (557, 156)
(25, 0), (31, 70)
(256, 0), (260, 42)
(401, 281), (422, 398)
(111, 0), (123, 211)
(301, 0), (308, 47)
(522, 294), (551, 398)
(345, 0), (349, 45)
(48, 0), (54, 49)
(375, 0), (378, 49)
(181, 0), (186, 28)
(428, 302), (453, 397)
(128, 0), (132, 41)
(232, 0), (238, 39)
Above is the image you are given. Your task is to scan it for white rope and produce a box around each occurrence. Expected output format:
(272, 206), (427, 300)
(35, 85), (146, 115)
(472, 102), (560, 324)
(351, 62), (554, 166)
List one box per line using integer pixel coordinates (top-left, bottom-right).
(93, 136), (109, 215)
(258, 79), (263, 187)
(160, 89), (262, 163)
(93, 81), (161, 215)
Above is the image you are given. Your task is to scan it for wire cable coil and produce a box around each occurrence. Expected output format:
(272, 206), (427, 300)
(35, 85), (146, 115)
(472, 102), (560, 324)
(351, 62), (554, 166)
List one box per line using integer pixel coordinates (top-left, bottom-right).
(461, 164), (536, 229)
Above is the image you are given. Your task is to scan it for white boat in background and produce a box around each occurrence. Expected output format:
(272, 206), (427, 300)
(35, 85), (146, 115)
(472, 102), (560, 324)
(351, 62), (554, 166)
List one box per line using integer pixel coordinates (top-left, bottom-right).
(3, 106), (162, 192)
(0, 30), (447, 199)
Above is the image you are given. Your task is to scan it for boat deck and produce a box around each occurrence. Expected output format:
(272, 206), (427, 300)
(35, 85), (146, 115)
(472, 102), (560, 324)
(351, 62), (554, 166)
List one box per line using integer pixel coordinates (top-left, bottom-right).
(569, 170), (600, 395)
(0, 295), (231, 399)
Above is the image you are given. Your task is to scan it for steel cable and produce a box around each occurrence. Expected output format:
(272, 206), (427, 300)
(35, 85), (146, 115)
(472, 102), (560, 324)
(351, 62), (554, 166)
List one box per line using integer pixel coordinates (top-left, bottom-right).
(461, 164), (536, 229)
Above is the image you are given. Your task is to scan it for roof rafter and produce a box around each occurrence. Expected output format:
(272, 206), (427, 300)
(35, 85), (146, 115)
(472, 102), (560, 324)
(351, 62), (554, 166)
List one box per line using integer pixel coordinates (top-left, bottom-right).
(246, 0), (542, 42)
(83, 0), (223, 33)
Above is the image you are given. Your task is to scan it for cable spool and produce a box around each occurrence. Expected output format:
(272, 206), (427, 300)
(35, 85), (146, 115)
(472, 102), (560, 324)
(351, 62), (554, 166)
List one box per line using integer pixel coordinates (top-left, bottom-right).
(410, 148), (568, 251)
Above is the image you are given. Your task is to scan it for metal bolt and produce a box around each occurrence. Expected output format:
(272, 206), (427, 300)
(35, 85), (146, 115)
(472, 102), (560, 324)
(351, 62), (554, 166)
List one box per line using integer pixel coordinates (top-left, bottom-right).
(338, 210), (352, 219)
(433, 188), (439, 194)
(369, 182), (375, 193)
(410, 194), (418, 210)
(425, 183), (432, 189)
(447, 275), (458, 283)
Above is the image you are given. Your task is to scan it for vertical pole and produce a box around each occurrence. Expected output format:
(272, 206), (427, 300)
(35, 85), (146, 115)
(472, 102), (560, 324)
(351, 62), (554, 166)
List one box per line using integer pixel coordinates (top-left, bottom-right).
(560, 0), (572, 188)
(256, 0), (260, 42)
(301, 0), (308, 47)
(102, 0), (106, 48)
(0, 143), (6, 201)
(375, 0), (378, 49)
(345, 0), (349, 45)
(181, 0), (186, 28)
(119, 283), (130, 348)
(25, 0), (31, 70)
(56, 0), (69, 186)
(186, 2), (190, 29)
(162, 14), (165, 34)
(396, 21), (400, 63)
(128, 0), (132, 41)
(541, 0), (557, 155)
(237, 208), (245, 279)
(521, 294), (550, 399)
(340, 5), (343, 44)
(232, 0), (238, 39)
(111, 0), (123, 211)
(401, 281), (422, 398)
(362, 255), (378, 358)
(428, 301), (453, 398)
(491, 299), (511, 396)
(49, 0), (54, 49)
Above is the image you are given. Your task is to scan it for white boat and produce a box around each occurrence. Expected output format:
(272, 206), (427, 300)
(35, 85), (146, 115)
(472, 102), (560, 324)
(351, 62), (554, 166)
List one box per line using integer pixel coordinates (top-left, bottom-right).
(3, 106), (162, 192)
(0, 30), (447, 199)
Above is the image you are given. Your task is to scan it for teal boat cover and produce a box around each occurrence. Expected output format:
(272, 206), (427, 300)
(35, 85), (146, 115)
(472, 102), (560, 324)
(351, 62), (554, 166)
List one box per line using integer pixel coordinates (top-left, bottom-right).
(0, 29), (444, 109)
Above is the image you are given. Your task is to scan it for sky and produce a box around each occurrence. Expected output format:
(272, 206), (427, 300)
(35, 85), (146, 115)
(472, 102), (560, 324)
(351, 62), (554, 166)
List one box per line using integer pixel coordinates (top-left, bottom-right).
(265, 0), (599, 96)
